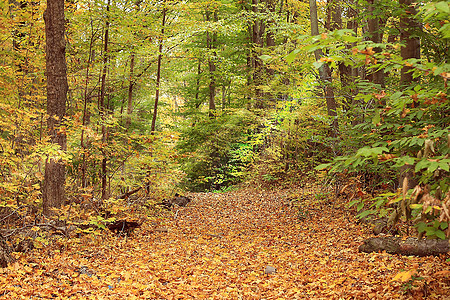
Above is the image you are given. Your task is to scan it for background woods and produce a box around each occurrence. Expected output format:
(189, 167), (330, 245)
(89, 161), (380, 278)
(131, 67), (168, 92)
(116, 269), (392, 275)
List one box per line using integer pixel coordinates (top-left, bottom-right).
(0, 0), (449, 284)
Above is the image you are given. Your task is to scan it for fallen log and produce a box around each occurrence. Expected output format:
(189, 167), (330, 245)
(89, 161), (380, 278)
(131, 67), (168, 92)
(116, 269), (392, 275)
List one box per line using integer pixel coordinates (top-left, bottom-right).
(116, 186), (142, 200)
(157, 194), (191, 210)
(359, 236), (450, 256)
(107, 220), (141, 235)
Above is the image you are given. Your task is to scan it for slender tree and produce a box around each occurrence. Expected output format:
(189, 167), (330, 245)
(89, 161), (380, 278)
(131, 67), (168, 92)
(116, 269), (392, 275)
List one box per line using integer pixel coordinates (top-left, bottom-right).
(206, 9), (217, 117)
(338, 0), (358, 110)
(151, 2), (167, 134)
(125, 53), (135, 131)
(42, 0), (69, 214)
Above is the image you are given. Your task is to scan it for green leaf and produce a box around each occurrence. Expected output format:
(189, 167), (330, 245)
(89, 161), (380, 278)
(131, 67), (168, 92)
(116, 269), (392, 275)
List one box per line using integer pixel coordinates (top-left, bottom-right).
(357, 202), (364, 211)
(259, 55), (272, 62)
(313, 60), (324, 69)
(356, 146), (388, 157)
(417, 222), (427, 233)
(440, 160), (450, 172)
(410, 204), (423, 210)
(436, 2), (450, 13)
(347, 199), (360, 208)
(315, 163), (332, 170)
(341, 35), (359, 43)
(285, 50), (300, 64)
(357, 210), (374, 219)
(372, 109), (381, 125)
(427, 161), (441, 173)
(435, 230), (446, 240)
(395, 156), (416, 167)
(415, 159), (429, 172)
(425, 227), (436, 236)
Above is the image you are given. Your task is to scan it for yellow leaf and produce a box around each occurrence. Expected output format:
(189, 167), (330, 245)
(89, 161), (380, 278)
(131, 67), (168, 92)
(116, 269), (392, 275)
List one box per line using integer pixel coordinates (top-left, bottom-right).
(392, 269), (416, 282)
(24, 265), (33, 273)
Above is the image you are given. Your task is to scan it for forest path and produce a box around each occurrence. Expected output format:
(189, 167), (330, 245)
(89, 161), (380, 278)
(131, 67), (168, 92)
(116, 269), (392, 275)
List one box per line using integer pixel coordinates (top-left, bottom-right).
(2, 187), (449, 299)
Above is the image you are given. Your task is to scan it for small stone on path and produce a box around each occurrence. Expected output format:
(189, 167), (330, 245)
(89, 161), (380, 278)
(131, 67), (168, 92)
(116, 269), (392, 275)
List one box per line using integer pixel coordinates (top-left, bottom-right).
(264, 266), (276, 275)
(155, 226), (168, 233)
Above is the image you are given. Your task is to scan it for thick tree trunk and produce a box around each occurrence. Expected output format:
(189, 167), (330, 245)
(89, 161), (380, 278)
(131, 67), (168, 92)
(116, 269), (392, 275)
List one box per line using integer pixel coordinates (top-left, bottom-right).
(151, 4), (167, 134)
(366, 0), (386, 92)
(265, 0), (276, 47)
(310, 0), (339, 137)
(359, 237), (450, 256)
(399, 0), (420, 87)
(43, 0), (68, 215)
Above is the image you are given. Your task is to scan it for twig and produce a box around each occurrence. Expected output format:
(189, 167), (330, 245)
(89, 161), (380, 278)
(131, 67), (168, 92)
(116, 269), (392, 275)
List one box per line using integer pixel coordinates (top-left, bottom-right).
(2, 223), (69, 238)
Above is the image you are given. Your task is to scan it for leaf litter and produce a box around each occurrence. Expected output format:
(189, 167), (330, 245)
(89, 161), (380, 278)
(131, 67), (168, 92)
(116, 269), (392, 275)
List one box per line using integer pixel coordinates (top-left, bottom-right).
(1, 186), (449, 299)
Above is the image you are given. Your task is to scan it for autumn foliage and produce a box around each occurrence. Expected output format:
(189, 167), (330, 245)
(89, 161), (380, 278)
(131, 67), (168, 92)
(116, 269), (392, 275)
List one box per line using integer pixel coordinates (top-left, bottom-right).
(1, 188), (449, 299)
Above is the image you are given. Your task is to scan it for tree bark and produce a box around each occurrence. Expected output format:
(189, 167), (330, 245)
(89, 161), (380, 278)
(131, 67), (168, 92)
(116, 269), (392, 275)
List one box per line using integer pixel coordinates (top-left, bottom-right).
(206, 10), (217, 117)
(43, 0), (68, 215)
(359, 236), (450, 256)
(151, 3), (167, 134)
(99, 0), (111, 200)
(194, 58), (202, 108)
(80, 23), (96, 189)
(339, 1), (358, 111)
(366, 0), (387, 93)
(0, 235), (14, 267)
(399, 0), (420, 87)
(310, 0), (339, 137)
(125, 53), (135, 131)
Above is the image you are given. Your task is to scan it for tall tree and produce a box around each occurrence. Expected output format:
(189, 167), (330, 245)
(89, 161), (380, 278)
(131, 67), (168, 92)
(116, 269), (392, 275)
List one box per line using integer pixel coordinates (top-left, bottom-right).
(125, 53), (135, 131)
(338, 0), (358, 110)
(309, 0), (339, 137)
(206, 9), (217, 117)
(99, 0), (111, 199)
(365, 0), (387, 90)
(151, 2), (167, 134)
(42, 0), (68, 214)
(399, 0), (420, 87)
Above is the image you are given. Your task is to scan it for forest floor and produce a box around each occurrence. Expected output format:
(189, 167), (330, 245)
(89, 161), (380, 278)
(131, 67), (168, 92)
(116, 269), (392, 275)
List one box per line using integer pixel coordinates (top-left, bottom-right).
(1, 185), (450, 299)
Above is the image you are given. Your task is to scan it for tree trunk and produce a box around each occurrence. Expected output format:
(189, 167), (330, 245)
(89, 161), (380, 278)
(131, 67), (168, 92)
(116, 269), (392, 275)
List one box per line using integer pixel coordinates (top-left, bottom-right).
(206, 10), (217, 117)
(399, 0), (420, 88)
(42, 0), (68, 215)
(194, 58), (202, 108)
(339, 1), (357, 111)
(265, 0), (276, 47)
(99, 0), (111, 200)
(151, 4), (167, 134)
(126, 53), (135, 131)
(359, 237), (450, 256)
(310, 0), (339, 137)
(251, 0), (264, 108)
(80, 25), (95, 189)
(0, 235), (14, 267)
(366, 0), (386, 94)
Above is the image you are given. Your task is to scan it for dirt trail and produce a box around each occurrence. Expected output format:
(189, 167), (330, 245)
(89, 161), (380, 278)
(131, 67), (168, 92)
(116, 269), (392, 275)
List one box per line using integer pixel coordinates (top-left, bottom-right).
(1, 188), (449, 299)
